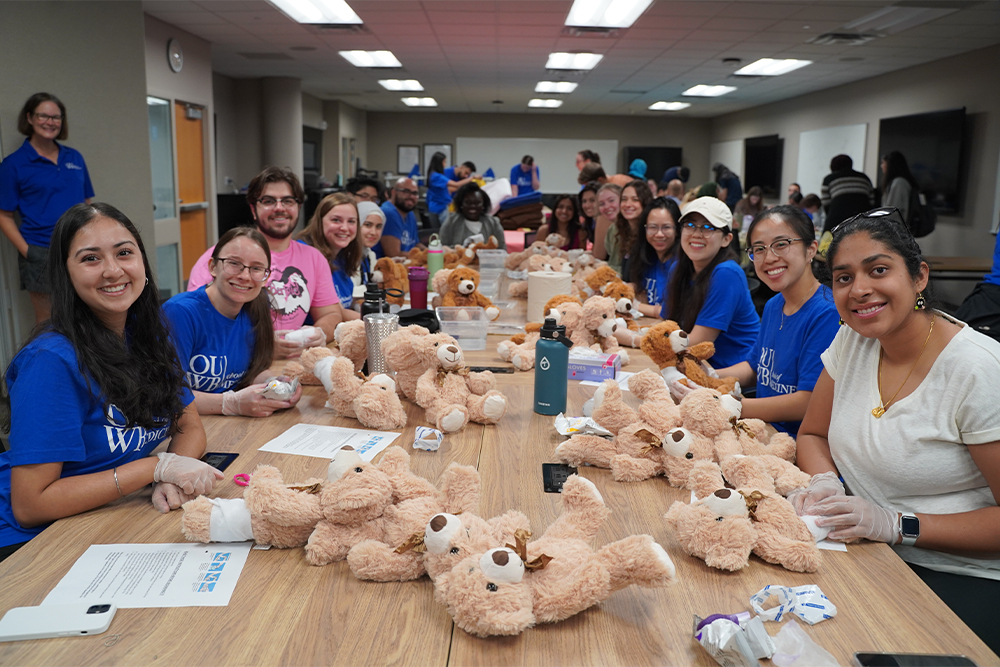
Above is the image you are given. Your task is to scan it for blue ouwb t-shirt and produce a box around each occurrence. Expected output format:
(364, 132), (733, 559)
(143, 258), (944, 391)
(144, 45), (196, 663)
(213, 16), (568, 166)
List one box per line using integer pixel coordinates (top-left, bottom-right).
(662, 260), (760, 368)
(426, 171), (451, 215)
(643, 257), (674, 307)
(510, 164), (539, 195)
(749, 285), (841, 435)
(984, 232), (1000, 287)
(379, 200), (419, 254)
(0, 332), (192, 547)
(0, 139), (94, 247)
(162, 286), (255, 393)
(332, 263), (355, 308)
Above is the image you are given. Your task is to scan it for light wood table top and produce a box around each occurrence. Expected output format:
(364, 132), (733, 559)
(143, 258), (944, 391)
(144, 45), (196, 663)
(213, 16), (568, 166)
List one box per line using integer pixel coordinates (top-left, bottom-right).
(1, 290), (997, 666)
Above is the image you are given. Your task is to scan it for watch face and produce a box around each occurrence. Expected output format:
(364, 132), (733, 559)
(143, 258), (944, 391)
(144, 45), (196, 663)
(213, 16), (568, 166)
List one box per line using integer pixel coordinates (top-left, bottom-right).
(901, 515), (919, 537)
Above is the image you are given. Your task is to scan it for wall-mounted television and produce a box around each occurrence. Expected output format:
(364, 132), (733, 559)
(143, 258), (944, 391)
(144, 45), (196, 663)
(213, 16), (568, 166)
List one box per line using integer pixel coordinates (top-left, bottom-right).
(744, 134), (784, 199)
(878, 108), (965, 213)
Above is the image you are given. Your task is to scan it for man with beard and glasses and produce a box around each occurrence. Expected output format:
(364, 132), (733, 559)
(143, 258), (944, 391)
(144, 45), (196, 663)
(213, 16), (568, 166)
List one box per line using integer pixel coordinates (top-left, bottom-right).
(186, 167), (347, 358)
(377, 177), (424, 258)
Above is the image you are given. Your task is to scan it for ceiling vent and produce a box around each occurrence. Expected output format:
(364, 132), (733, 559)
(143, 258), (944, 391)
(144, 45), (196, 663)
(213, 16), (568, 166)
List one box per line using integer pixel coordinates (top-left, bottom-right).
(313, 23), (367, 33)
(561, 26), (619, 38)
(807, 32), (879, 46)
(238, 52), (294, 60)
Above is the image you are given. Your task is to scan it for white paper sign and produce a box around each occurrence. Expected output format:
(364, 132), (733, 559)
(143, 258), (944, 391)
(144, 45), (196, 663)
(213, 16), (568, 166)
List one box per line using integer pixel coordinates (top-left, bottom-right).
(258, 423), (400, 460)
(43, 543), (251, 608)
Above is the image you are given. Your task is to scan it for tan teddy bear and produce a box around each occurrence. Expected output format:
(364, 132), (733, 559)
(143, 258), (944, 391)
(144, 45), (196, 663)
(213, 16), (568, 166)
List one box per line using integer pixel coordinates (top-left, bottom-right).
(440, 266), (500, 321)
(456, 235), (500, 268)
(414, 341), (507, 432)
(372, 257), (409, 306)
(504, 240), (549, 272)
(382, 326), (460, 402)
(679, 388), (797, 462)
(429, 475), (676, 637)
(640, 320), (739, 395)
(324, 356), (407, 430)
(421, 510), (533, 583)
(497, 296), (584, 371)
(573, 295), (629, 365)
(506, 254), (574, 298)
(282, 320), (368, 383)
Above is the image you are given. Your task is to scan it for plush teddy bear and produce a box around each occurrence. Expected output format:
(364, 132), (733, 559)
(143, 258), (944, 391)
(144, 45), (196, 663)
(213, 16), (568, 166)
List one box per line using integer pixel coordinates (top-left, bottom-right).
(663, 458), (821, 573)
(281, 320), (368, 383)
(497, 296), (583, 372)
(581, 265), (621, 297)
(456, 235), (500, 268)
(506, 254), (574, 298)
(406, 246), (428, 266)
(679, 388), (796, 462)
(640, 320), (739, 395)
(602, 280), (640, 331)
(414, 341), (507, 432)
(504, 241), (549, 272)
(440, 267), (500, 321)
(429, 267), (453, 309)
(382, 326), (460, 402)
(324, 356), (407, 430)
(429, 475), (676, 637)
(572, 296), (629, 365)
(421, 510), (532, 583)
(372, 257), (409, 306)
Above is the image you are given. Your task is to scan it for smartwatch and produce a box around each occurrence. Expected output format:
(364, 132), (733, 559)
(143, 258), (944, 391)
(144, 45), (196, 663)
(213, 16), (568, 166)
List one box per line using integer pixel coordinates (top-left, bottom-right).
(899, 513), (919, 546)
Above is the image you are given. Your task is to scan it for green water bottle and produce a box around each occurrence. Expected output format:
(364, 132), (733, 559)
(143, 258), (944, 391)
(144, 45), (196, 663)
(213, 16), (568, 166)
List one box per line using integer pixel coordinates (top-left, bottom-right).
(427, 233), (444, 280)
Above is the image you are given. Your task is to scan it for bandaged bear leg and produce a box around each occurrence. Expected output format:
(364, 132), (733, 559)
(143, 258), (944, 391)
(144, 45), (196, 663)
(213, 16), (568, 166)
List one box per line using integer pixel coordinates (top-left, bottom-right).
(181, 497), (255, 543)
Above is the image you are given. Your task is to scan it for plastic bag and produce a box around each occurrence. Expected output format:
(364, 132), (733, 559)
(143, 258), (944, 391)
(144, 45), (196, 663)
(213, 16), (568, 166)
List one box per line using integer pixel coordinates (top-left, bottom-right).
(771, 618), (840, 667)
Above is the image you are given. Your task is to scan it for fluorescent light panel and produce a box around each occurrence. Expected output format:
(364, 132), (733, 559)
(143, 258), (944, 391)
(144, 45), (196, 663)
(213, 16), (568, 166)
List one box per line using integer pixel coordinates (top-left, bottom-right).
(379, 79), (423, 91)
(682, 85), (737, 97)
(535, 81), (578, 94)
(401, 97), (437, 107)
(565, 0), (653, 29)
(269, 0), (361, 24)
(339, 50), (401, 68)
(528, 99), (563, 108)
(545, 52), (603, 71)
(649, 101), (690, 111)
(734, 58), (812, 76)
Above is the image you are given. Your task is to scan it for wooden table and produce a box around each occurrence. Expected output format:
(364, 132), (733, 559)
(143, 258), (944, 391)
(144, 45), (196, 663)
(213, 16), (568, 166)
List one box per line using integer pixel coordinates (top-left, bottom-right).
(926, 256), (992, 282)
(1, 295), (997, 666)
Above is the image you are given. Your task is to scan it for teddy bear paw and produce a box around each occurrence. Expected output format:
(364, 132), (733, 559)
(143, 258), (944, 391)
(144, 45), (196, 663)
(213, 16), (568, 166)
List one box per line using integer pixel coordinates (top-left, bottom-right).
(650, 541), (676, 581)
(617, 350), (630, 366)
(510, 353), (533, 371)
(440, 407), (469, 433)
(482, 395), (507, 421)
(456, 309), (472, 321)
(485, 307), (500, 321)
(496, 341), (514, 361)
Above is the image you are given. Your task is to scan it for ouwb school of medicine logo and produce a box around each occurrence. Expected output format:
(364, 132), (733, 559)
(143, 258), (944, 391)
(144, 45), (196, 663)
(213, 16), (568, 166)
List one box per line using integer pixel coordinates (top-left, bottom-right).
(104, 404), (169, 454)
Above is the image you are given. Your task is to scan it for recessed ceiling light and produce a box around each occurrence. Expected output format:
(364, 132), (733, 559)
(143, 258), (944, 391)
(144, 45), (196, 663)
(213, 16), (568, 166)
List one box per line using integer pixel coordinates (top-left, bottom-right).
(528, 99), (563, 108)
(545, 52), (603, 71)
(401, 97), (437, 107)
(565, 0), (652, 29)
(339, 50), (401, 68)
(648, 101), (690, 111)
(379, 79), (423, 91)
(734, 58), (812, 76)
(535, 81), (578, 94)
(269, 0), (361, 24)
(682, 85), (737, 97)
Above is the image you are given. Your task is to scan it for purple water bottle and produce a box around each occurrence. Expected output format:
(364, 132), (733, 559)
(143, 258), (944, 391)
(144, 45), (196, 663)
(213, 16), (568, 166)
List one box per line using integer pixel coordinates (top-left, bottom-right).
(408, 266), (429, 309)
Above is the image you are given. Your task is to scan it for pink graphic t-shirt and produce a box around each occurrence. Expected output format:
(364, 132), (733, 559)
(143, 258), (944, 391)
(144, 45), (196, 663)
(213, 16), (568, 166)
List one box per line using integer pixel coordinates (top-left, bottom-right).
(187, 240), (339, 330)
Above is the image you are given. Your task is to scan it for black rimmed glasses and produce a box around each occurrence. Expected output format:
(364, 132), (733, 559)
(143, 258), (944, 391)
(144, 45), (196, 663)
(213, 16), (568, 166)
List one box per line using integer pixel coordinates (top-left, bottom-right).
(34, 113), (63, 123)
(218, 258), (270, 281)
(830, 207), (905, 236)
(256, 196), (300, 209)
(746, 238), (805, 262)
(681, 221), (722, 234)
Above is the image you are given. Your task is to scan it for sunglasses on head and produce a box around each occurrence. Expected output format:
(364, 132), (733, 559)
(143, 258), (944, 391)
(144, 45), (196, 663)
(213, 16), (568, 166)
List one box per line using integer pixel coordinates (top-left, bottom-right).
(830, 207), (906, 236)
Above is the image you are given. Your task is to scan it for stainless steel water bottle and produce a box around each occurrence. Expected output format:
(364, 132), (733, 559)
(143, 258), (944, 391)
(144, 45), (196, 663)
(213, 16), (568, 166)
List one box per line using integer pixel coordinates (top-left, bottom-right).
(533, 318), (572, 415)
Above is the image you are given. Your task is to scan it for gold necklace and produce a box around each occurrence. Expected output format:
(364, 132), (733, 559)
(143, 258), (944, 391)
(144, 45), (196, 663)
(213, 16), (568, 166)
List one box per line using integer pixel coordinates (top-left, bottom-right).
(872, 315), (935, 418)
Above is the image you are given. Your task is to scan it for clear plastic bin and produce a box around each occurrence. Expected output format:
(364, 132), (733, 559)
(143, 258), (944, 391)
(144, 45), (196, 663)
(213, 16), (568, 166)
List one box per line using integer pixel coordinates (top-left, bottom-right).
(478, 268), (503, 299)
(477, 249), (508, 270)
(435, 306), (489, 350)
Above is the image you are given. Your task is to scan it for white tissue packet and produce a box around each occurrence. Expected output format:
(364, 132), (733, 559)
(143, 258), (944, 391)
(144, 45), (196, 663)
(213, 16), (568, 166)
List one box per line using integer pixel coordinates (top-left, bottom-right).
(750, 584), (837, 625)
(282, 326), (321, 346)
(261, 377), (299, 401)
(554, 413), (612, 437)
(413, 426), (443, 451)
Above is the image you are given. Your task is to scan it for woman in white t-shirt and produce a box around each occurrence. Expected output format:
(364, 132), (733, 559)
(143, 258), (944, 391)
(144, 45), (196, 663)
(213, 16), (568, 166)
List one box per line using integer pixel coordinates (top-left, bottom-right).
(793, 207), (1000, 653)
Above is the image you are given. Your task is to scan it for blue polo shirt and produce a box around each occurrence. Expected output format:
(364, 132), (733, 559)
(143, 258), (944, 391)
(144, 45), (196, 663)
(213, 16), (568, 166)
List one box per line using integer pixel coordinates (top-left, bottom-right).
(444, 166), (457, 180)
(510, 164), (539, 195)
(379, 200), (419, 254)
(0, 139), (94, 247)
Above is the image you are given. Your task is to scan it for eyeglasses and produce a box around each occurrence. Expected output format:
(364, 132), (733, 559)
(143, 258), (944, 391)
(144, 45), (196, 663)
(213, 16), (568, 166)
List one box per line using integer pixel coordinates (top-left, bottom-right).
(746, 238), (805, 262)
(830, 207), (904, 236)
(645, 225), (675, 236)
(33, 113), (63, 123)
(218, 258), (270, 281)
(395, 188), (419, 197)
(257, 197), (300, 209)
(682, 221), (723, 234)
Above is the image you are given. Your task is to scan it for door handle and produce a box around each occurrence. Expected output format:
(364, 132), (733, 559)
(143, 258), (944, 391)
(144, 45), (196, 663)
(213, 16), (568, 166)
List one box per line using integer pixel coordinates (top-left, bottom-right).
(179, 202), (209, 212)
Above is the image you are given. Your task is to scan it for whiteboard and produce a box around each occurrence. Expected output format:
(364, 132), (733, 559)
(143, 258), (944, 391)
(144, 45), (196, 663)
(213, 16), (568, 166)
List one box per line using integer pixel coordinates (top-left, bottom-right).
(710, 140), (744, 184)
(797, 124), (867, 197)
(456, 137), (619, 193)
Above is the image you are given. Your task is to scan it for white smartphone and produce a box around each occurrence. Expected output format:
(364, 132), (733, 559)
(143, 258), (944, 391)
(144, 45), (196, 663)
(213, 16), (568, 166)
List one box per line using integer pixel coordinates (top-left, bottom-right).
(0, 602), (117, 642)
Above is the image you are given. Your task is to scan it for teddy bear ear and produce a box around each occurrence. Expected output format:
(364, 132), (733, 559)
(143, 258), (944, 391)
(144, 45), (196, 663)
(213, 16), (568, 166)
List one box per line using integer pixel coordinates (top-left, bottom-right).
(425, 513), (462, 553)
(479, 548), (524, 583)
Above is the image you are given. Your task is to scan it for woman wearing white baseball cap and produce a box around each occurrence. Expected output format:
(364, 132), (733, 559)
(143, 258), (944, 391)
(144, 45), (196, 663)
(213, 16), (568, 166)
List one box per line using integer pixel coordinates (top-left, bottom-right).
(661, 196), (760, 368)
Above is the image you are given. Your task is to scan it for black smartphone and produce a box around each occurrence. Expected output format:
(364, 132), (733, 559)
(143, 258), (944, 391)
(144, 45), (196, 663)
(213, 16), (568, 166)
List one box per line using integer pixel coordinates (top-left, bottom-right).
(469, 366), (515, 374)
(542, 463), (577, 493)
(853, 653), (977, 667)
(201, 452), (239, 472)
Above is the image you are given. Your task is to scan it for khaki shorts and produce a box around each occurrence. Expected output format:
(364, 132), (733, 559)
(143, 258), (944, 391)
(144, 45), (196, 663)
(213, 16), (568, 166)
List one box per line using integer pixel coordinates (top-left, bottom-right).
(17, 244), (50, 293)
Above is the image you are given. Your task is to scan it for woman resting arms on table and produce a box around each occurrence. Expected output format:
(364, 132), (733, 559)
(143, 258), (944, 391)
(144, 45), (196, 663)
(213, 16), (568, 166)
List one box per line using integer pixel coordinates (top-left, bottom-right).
(792, 207), (1000, 653)
(709, 206), (840, 435)
(162, 227), (302, 418)
(0, 203), (222, 562)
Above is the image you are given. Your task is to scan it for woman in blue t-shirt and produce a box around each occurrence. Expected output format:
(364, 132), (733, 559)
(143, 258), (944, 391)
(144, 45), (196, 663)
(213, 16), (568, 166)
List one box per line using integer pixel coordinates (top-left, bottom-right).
(296, 192), (362, 319)
(426, 152), (474, 231)
(710, 205), (841, 435)
(163, 227), (301, 418)
(628, 197), (680, 318)
(661, 197), (760, 368)
(0, 203), (222, 560)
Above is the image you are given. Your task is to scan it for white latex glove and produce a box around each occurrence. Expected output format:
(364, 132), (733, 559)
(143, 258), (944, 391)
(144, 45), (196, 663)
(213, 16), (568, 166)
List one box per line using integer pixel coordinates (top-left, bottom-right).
(669, 378), (698, 401)
(700, 360), (720, 378)
(151, 481), (196, 513)
(274, 329), (304, 359)
(222, 384), (296, 417)
(810, 496), (900, 544)
(283, 326), (326, 349)
(153, 453), (224, 496)
(787, 472), (846, 515)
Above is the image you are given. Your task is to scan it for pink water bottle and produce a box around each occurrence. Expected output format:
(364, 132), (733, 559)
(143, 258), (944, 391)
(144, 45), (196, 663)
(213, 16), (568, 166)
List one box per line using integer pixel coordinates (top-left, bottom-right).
(408, 266), (429, 309)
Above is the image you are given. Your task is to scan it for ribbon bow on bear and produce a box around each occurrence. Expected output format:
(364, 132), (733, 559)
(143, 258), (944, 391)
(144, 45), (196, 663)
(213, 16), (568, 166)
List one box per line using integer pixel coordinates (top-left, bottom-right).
(738, 490), (766, 522)
(505, 529), (553, 571)
(729, 416), (757, 440)
(436, 366), (470, 386)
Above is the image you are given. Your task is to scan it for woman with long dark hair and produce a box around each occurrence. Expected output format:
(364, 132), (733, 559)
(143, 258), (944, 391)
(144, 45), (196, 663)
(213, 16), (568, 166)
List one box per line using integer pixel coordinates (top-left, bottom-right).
(880, 150), (917, 221)
(536, 194), (587, 251)
(628, 197), (681, 318)
(0, 203), (221, 561)
(163, 227), (301, 417)
(578, 182), (599, 244)
(296, 192), (362, 318)
(605, 180), (652, 275)
(662, 197), (760, 368)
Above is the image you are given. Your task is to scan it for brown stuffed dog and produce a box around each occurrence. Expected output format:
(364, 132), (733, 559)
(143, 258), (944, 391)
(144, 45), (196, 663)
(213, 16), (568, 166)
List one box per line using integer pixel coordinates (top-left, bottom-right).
(441, 267), (500, 321)
(640, 320), (739, 394)
(372, 257), (409, 306)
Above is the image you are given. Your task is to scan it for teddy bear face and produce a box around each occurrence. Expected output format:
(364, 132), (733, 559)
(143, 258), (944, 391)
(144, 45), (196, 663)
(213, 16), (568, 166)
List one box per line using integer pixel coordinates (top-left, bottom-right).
(423, 512), (531, 581)
(319, 456), (394, 524)
(436, 550), (535, 637)
(639, 320), (692, 368)
(434, 342), (464, 370)
(679, 388), (743, 437)
(448, 267), (480, 296)
(581, 296), (618, 337)
(665, 501), (757, 572)
(407, 332), (462, 367)
(584, 266), (620, 292)
(602, 281), (636, 317)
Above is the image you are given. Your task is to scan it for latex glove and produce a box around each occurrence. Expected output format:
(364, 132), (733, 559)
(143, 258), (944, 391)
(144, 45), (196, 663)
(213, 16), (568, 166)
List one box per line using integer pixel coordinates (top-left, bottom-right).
(274, 329), (304, 359)
(151, 481), (196, 513)
(810, 495), (900, 544)
(283, 326), (326, 350)
(669, 378), (699, 402)
(222, 384), (296, 417)
(787, 472), (846, 516)
(700, 360), (720, 378)
(153, 452), (224, 496)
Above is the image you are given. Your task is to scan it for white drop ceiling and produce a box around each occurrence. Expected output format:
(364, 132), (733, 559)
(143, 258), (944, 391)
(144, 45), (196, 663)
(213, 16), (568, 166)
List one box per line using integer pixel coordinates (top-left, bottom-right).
(143, 0), (1000, 117)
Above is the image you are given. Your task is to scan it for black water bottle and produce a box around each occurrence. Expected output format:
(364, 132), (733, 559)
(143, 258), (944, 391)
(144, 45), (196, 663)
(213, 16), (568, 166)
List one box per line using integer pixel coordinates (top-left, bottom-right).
(361, 282), (387, 318)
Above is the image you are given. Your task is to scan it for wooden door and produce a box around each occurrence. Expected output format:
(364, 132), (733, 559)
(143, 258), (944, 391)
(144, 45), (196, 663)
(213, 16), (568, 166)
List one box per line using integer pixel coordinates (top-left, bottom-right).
(174, 102), (207, 281)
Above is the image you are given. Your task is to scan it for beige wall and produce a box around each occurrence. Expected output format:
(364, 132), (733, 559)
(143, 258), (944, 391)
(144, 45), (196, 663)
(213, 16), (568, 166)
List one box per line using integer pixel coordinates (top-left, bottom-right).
(365, 112), (711, 182)
(302, 93), (324, 129)
(0, 1), (152, 352)
(213, 74), (264, 190)
(318, 100), (368, 185)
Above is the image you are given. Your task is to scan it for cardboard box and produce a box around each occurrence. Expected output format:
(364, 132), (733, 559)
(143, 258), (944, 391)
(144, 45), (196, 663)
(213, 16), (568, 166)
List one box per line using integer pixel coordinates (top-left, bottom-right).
(567, 351), (621, 382)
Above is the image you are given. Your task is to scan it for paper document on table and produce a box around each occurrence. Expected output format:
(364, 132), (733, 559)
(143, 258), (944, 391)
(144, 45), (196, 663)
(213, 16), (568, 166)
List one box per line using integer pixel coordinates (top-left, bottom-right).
(580, 371), (635, 391)
(258, 423), (400, 460)
(42, 543), (251, 608)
